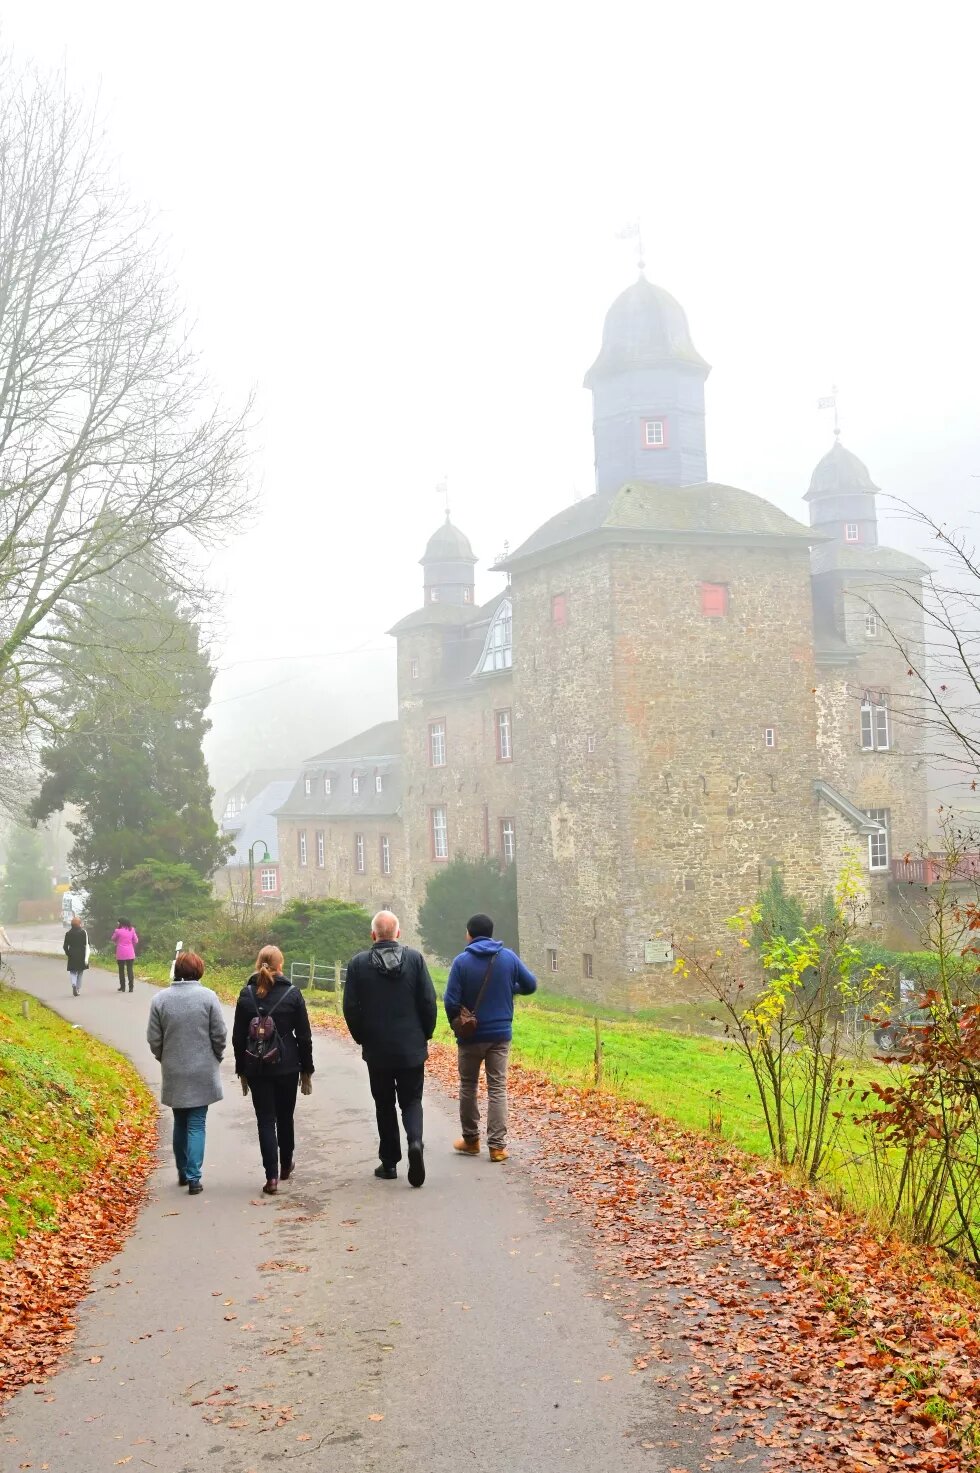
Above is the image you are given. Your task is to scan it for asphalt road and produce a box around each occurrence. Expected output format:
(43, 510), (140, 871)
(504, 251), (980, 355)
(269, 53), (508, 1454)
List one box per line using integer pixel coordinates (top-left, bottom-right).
(1, 953), (688, 1473)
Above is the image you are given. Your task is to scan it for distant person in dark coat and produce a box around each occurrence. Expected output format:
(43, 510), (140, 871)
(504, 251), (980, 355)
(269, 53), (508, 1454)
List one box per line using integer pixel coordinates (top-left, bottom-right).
(444, 913), (537, 1163)
(146, 952), (226, 1194)
(343, 911), (437, 1187)
(63, 915), (89, 996)
(232, 946), (314, 1195)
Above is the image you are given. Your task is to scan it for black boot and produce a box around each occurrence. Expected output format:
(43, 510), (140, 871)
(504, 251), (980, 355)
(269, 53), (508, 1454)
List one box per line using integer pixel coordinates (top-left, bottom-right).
(374, 1164), (397, 1180)
(407, 1141), (425, 1188)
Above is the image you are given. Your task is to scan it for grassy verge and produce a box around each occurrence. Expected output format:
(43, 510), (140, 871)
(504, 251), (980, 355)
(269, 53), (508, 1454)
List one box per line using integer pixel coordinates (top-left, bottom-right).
(0, 983), (155, 1259)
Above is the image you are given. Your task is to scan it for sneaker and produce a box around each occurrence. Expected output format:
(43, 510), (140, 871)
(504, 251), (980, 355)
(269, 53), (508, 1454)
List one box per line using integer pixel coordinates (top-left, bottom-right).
(188, 1181), (203, 1195)
(407, 1141), (425, 1188)
(263, 1178), (279, 1195)
(374, 1164), (397, 1180)
(489, 1147), (509, 1163)
(453, 1137), (480, 1156)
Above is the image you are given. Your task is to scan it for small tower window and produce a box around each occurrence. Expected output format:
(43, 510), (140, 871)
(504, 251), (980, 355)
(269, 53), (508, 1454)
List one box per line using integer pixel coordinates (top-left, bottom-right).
(642, 418), (667, 449)
(865, 612), (879, 637)
(764, 727), (776, 748)
(375, 773), (383, 794)
(845, 522), (859, 543)
(410, 656), (420, 679)
(463, 587), (472, 604)
(429, 587), (440, 603)
(700, 583), (729, 617)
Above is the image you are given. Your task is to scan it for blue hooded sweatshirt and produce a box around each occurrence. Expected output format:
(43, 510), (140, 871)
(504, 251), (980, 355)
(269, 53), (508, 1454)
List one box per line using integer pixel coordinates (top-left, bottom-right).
(443, 937), (537, 1044)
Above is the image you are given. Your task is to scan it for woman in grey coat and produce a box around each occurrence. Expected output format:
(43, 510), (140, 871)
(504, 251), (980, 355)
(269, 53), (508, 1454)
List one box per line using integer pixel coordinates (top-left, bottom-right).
(146, 952), (227, 1195)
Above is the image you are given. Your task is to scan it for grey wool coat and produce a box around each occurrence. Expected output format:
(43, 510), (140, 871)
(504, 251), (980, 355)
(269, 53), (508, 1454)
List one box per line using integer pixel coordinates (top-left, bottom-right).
(146, 980), (227, 1108)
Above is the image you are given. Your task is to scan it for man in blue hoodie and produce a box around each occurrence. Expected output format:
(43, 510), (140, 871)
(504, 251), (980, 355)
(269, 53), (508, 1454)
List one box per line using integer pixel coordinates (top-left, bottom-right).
(443, 913), (537, 1162)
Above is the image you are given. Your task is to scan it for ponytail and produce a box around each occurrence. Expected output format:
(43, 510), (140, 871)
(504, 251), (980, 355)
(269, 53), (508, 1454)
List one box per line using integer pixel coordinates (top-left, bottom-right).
(254, 944), (284, 1000)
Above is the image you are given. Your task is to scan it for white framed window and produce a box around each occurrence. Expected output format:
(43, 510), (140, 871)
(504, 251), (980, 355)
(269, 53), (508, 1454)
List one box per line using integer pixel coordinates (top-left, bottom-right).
(867, 809), (890, 872)
(495, 709), (512, 762)
(324, 775), (332, 796)
(643, 418), (665, 447)
(431, 806), (448, 861)
(429, 720), (446, 767)
(298, 831), (307, 867)
(845, 522), (859, 542)
(410, 656), (420, 680)
(583, 953), (593, 979)
(316, 830), (325, 867)
(304, 776), (311, 796)
(860, 691), (890, 751)
(764, 727), (776, 748)
(463, 587), (472, 603)
(429, 587), (440, 603)
(355, 834), (365, 873)
(352, 774), (360, 794)
(865, 611), (879, 637)
(375, 773), (383, 793)
(381, 835), (391, 875)
(500, 818), (516, 864)
(547, 948), (558, 973)
(260, 866), (278, 894)
(587, 733), (597, 754)
(478, 597), (513, 673)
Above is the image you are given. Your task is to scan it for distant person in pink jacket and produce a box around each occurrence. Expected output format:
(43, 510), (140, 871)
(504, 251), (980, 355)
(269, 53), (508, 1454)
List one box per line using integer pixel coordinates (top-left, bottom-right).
(112, 918), (139, 992)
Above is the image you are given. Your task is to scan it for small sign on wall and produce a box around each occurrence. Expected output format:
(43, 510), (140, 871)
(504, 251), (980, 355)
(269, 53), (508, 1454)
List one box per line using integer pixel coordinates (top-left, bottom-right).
(644, 940), (673, 965)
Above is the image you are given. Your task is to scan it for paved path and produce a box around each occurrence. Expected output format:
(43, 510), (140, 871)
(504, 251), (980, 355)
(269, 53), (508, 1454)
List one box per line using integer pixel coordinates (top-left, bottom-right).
(2, 954), (690, 1472)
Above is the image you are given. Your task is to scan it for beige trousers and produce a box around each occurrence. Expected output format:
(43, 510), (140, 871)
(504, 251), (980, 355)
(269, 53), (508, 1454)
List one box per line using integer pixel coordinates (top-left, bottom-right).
(457, 1039), (511, 1149)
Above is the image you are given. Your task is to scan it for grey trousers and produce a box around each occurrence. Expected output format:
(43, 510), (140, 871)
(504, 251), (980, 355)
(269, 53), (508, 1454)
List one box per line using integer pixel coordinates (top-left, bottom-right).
(457, 1039), (511, 1149)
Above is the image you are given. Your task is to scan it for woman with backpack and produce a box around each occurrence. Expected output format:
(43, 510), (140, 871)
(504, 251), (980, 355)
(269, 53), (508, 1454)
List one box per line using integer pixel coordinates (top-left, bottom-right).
(232, 945), (314, 1195)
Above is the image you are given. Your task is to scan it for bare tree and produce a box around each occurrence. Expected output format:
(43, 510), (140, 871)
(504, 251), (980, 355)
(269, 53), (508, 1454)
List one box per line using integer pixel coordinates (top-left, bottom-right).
(0, 58), (252, 760)
(874, 503), (980, 787)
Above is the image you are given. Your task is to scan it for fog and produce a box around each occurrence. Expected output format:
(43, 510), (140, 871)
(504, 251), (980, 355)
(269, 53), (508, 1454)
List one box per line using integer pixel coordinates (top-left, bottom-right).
(10, 1), (979, 795)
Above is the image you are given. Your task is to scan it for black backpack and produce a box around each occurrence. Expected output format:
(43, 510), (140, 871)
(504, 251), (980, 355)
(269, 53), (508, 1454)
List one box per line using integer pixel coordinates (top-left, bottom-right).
(244, 985), (295, 1072)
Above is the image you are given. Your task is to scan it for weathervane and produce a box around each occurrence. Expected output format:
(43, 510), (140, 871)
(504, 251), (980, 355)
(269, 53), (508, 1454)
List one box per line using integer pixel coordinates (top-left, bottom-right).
(817, 385), (841, 440)
(435, 475), (450, 521)
(615, 218), (645, 274)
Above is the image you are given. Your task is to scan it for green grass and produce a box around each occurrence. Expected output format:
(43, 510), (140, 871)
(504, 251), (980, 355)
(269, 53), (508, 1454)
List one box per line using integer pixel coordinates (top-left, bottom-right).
(0, 983), (152, 1258)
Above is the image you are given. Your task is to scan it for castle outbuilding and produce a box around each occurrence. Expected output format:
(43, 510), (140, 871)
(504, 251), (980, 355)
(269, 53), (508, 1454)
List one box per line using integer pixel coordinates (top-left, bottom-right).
(274, 273), (929, 1003)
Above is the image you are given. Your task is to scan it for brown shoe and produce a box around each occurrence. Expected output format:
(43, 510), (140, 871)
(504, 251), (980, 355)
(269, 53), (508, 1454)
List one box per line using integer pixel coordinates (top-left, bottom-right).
(489, 1147), (509, 1163)
(453, 1137), (480, 1155)
(263, 1178), (279, 1195)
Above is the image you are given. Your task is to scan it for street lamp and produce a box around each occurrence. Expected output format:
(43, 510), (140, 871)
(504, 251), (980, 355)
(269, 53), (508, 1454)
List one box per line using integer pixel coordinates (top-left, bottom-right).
(248, 840), (272, 913)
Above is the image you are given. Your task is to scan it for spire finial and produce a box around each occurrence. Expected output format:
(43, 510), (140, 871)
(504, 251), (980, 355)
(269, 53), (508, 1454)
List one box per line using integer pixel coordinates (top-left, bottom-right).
(435, 475), (450, 521)
(616, 218), (645, 276)
(818, 385), (841, 440)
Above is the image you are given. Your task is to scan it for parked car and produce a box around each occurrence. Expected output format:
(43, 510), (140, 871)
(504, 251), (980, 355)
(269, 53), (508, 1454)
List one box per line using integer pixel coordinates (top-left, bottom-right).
(873, 1003), (964, 1056)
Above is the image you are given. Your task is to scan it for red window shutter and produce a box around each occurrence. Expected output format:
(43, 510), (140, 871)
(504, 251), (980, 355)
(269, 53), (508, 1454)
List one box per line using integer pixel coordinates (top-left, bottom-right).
(700, 583), (728, 616)
(551, 593), (567, 626)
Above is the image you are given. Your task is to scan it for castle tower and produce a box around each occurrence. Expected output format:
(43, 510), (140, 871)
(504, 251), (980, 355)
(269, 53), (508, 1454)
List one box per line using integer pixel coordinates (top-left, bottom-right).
(420, 514), (477, 606)
(805, 440), (880, 548)
(583, 273), (710, 495)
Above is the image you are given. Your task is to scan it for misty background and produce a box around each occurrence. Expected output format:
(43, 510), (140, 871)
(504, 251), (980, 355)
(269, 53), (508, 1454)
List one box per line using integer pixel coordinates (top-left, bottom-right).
(9, 1), (978, 799)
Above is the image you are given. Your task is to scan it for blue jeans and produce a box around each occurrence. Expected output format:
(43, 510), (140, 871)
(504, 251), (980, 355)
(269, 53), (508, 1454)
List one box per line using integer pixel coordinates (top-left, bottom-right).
(171, 1105), (208, 1184)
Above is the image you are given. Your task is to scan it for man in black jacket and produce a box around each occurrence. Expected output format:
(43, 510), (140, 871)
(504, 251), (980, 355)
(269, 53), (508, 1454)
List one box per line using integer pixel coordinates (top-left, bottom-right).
(343, 911), (437, 1187)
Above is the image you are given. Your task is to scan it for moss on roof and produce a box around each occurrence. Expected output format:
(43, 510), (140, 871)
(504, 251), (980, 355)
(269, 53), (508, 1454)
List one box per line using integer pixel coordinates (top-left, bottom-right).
(501, 480), (815, 568)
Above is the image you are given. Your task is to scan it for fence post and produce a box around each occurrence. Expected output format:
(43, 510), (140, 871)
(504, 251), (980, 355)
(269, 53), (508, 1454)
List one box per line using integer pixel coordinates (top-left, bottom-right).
(593, 1016), (603, 1087)
(334, 960), (342, 1012)
(21, 998), (30, 1020)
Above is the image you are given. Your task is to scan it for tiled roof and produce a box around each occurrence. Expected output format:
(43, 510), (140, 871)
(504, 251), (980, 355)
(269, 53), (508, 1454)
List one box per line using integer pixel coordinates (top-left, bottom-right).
(810, 543), (929, 578)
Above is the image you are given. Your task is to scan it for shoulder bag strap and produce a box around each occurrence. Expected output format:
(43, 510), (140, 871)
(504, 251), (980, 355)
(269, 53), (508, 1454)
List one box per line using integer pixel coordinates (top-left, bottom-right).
(471, 954), (497, 1019)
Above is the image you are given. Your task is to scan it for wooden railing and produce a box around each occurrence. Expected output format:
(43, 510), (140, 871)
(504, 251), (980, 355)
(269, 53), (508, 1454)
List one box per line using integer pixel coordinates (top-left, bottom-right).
(891, 854), (980, 886)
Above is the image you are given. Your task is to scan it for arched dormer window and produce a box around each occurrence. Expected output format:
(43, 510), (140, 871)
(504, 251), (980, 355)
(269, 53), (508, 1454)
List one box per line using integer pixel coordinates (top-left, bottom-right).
(477, 598), (513, 674)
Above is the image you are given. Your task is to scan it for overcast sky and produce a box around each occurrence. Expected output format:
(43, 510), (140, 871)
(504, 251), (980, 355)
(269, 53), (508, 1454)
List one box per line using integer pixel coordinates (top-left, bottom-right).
(10, 1), (980, 777)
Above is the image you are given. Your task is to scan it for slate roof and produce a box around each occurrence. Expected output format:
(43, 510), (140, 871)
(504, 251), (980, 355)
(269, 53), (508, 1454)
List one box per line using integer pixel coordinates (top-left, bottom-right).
(222, 781), (294, 865)
(307, 721), (400, 762)
(806, 441), (880, 500)
(814, 780), (886, 835)
(810, 543), (929, 578)
(500, 481), (817, 569)
(421, 516), (476, 564)
(275, 722), (401, 821)
(584, 274), (710, 384)
(387, 604), (473, 636)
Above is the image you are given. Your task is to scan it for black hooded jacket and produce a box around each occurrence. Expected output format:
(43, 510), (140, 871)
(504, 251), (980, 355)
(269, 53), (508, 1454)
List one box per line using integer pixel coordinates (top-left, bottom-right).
(343, 942), (437, 1068)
